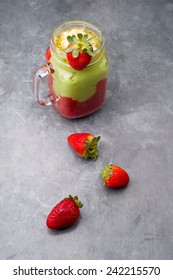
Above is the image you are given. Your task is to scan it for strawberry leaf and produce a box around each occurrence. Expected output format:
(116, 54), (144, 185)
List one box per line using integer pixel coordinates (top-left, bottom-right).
(64, 45), (75, 53)
(67, 35), (75, 44)
(84, 136), (101, 160)
(102, 165), (113, 180)
(72, 35), (77, 42)
(69, 195), (83, 208)
(82, 48), (87, 53)
(86, 37), (93, 43)
(84, 34), (89, 40)
(87, 46), (94, 56)
(77, 33), (83, 40)
(72, 49), (79, 58)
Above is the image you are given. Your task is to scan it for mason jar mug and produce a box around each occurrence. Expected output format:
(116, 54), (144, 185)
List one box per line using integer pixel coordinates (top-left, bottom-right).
(33, 21), (109, 119)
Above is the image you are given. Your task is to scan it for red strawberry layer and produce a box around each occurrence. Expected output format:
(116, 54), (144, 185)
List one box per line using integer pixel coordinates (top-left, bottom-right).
(48, 77), (107, 118)
(55, 78), (107, 118)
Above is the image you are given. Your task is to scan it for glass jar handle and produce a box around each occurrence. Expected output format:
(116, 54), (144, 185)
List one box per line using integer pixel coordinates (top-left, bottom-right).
(33, 64), (52, 106)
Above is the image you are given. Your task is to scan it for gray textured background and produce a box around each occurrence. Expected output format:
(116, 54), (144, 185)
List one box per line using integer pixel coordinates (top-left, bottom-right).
(0, 0), (173, 260)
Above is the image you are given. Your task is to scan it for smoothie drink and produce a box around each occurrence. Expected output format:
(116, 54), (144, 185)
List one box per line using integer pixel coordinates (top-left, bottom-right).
(34, 21), (109, 119)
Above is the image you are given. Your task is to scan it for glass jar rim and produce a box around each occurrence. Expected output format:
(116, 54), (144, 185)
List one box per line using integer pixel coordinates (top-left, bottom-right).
(50, 20), (105, 60)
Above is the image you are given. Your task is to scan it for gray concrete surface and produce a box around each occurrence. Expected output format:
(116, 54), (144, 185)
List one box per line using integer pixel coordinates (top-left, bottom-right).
(0, 0), (173, 260)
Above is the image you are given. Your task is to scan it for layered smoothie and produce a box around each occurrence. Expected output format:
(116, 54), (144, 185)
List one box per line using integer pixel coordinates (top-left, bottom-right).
(45, 22), (109, 118)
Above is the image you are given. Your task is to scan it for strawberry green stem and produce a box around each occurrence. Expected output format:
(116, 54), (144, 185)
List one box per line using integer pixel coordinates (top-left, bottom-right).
(101, 164), (113, 181)
(65, 33), (94, 58)
(84, 136), (101, 160)
(68, 195), (83, 208)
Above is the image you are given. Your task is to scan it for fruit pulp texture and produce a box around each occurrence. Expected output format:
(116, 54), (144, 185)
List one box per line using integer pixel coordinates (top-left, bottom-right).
(45, 45), (108, 118)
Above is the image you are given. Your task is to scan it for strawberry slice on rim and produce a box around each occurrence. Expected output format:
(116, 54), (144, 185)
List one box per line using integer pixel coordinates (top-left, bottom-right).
(65, 33), (94, 70)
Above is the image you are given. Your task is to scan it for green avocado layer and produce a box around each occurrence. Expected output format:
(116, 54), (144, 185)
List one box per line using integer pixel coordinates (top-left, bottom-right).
(50, 52), (109, 102)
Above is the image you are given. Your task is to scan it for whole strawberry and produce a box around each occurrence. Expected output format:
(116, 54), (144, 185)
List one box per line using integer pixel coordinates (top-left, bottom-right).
(67, 133), (101, 160)
(46, 195), (83, 230)
(102, 164), (129, 188)
(65, 33), (94, 70)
